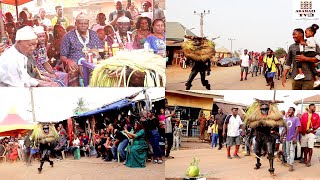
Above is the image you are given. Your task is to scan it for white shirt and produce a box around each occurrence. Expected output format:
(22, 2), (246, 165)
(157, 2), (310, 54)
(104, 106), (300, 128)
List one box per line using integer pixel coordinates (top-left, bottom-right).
(91, 24), (106, 32)
(227, 115), (243, 137)
(0, 46), (39, 87)
(304, 37), (317, 52)
(240, 54), (250, 67)
(73, 138), (80, 147)
(40, 18), (52, 28)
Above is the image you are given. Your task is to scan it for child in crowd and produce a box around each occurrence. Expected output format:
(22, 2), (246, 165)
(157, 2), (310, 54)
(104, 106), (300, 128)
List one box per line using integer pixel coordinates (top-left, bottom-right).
(211, 119), (219, 148)
(173, 121), (182, 150)
(294, 24), (320, 87)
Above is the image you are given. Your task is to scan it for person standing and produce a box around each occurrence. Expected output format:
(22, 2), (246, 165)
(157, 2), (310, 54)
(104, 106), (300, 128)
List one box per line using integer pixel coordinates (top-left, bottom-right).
(240, 49), (250, 81)
(165, 108), (175, 158)
(282, 28), (320, 90)
(211, 119), (219, 148)
(198, 113), (207, 142)
(223, 107), (245, 159)
(154, 1), (165, 20)
(173, 121), (182, 150)
(38, 8), (52, 31)
(216, 109), (227, 150)
(206, 115), (214, 143)
(109, 1), (133, 27)
(91, 13), (107, 32)
(51, 6), (69, 29)
(252, 52), (259, 77)
(283, 107), (301, 171)
(263, 48), (279, 90)
(300, 104), (320, 167)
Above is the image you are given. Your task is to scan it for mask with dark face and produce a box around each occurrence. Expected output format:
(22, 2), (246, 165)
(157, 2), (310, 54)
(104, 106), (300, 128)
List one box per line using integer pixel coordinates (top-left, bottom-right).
(43, 124), (49, 134)
(260, 104), (269, 115)
(193, 39), (202, 46)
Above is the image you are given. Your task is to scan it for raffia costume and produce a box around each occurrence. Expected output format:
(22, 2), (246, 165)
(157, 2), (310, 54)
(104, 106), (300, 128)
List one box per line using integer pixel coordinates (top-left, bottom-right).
(245, 99), (286, 175)
(181, 36), (215, 90)
(30, 123), (59, 173)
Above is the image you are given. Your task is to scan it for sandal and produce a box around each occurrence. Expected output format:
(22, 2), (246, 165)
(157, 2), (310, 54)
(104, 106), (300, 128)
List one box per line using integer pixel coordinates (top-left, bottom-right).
(306, 162), (311, 167)
(289, 165), (294, 172)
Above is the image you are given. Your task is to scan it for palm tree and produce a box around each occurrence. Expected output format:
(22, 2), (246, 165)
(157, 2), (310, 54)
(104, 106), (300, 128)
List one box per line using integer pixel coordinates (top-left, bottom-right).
(73, 97), (89, 115)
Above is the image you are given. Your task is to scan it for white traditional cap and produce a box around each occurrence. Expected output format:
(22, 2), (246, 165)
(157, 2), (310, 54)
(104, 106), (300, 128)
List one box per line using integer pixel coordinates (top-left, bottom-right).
(117, 16), (130, 23)
(76, 12), (89, 21)
(33, 26), (45, 34)
(15, 26), (37, 41)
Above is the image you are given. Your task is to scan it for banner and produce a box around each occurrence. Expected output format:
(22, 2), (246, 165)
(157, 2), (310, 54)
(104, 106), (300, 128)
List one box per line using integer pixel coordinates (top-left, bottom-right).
(293, 0), (320, 20)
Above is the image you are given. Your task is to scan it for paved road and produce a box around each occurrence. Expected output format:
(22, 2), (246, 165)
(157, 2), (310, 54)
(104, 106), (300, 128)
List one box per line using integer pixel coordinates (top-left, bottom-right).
(165, 140), (320, 180)
(0, 156), (164, 180)
(166, 65), (293, 90)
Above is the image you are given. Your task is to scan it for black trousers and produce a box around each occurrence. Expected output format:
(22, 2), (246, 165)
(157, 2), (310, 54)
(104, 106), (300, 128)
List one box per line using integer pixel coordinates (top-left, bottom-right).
(255, 132), (276, 174)
(165, 133), (173, 156)
(186, 70), (208, 87)
(218, 129), (223, 148)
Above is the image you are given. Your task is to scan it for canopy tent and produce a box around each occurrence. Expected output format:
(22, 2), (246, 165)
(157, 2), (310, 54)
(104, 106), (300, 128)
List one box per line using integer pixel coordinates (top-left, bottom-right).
(77, 99), (134, 118)
(0, 108), (35, 136)
(77, 88), (165, 118)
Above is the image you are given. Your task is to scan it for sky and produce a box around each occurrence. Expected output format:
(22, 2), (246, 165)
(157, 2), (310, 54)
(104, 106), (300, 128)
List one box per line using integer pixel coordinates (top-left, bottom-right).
(167, 0), (320, 52)
(222, 90), (319, 114)
(0, 88), (165, 123)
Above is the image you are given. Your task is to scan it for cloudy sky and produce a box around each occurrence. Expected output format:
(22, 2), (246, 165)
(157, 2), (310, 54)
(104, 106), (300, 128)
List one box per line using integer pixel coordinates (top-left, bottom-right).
(0, 88), (164, 123)
(167, 0), (320, 52)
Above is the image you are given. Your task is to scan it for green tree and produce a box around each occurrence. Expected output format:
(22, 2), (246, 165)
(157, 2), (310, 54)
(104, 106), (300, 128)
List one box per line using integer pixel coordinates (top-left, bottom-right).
(74, 97), (89, 115)
(274, 47), (286, 58)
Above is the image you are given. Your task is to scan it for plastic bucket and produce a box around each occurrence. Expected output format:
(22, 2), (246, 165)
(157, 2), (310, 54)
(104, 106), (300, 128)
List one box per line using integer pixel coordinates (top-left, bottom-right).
(74, 148), (80, 160)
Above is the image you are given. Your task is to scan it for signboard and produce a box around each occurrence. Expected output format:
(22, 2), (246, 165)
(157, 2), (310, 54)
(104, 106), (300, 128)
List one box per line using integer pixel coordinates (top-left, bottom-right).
(293, 0), (320, 20)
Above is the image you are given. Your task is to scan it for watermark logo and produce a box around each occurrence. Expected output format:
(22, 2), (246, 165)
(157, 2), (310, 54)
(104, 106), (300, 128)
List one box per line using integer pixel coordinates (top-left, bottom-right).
(293, 0), (319, 20)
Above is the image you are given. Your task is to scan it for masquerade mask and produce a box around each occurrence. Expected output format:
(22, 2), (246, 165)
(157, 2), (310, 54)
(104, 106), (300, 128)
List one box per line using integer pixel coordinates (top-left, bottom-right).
(260, 104), (269, 115)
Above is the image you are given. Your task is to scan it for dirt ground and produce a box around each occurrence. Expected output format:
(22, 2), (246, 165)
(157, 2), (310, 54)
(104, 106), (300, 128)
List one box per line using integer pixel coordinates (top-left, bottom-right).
(165, 141), (320, 180)
(0, 156), (164, 180)
(166, 65), (292, 90)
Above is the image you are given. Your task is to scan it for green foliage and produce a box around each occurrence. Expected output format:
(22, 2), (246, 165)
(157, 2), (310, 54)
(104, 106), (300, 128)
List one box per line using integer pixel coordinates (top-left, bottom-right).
(274, 48), (286, 58)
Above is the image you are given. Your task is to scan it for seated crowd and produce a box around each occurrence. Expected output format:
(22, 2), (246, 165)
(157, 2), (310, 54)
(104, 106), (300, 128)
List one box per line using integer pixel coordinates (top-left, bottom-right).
(0, 1), (166, 87)
(0, 109), (166, 168)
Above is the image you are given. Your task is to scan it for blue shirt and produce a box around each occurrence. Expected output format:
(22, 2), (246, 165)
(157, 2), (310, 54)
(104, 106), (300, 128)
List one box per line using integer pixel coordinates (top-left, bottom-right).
(146, 34), (166, 54)
(60, 29), (103, 62)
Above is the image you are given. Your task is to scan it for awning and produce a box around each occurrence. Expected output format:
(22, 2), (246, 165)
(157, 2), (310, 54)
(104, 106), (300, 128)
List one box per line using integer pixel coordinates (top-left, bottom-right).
(77, 99), (134, 118)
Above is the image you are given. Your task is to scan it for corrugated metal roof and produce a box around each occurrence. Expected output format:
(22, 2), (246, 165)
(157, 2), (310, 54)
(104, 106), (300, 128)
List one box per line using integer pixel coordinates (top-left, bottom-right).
(294, 94), (320, 105)
(166, 22), (197, 40)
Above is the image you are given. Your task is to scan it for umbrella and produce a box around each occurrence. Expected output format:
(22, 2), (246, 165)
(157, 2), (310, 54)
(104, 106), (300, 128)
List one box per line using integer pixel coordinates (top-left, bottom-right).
(0, 0), (33, 43)
(0, 0), (33, 18)
(0, 108), (35, 136)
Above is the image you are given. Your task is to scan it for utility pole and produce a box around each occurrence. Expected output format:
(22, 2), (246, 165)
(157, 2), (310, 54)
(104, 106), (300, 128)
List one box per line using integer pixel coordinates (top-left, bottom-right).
(29, 87), (36, 122)
(228, 38), (236, 57)
(194, 10), (210, 37)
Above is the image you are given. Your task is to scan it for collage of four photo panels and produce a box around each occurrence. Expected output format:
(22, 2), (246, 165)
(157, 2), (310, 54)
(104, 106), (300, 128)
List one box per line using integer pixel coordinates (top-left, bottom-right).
(0, 0), (319, 180)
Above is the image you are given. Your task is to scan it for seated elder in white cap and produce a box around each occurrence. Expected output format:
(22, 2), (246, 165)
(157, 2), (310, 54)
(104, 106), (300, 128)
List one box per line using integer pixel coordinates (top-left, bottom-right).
(115, 16), (132, 44)
(0, 26), (57, 87)
(33, 26), (68, 86)
(60, 12), (104, 86)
